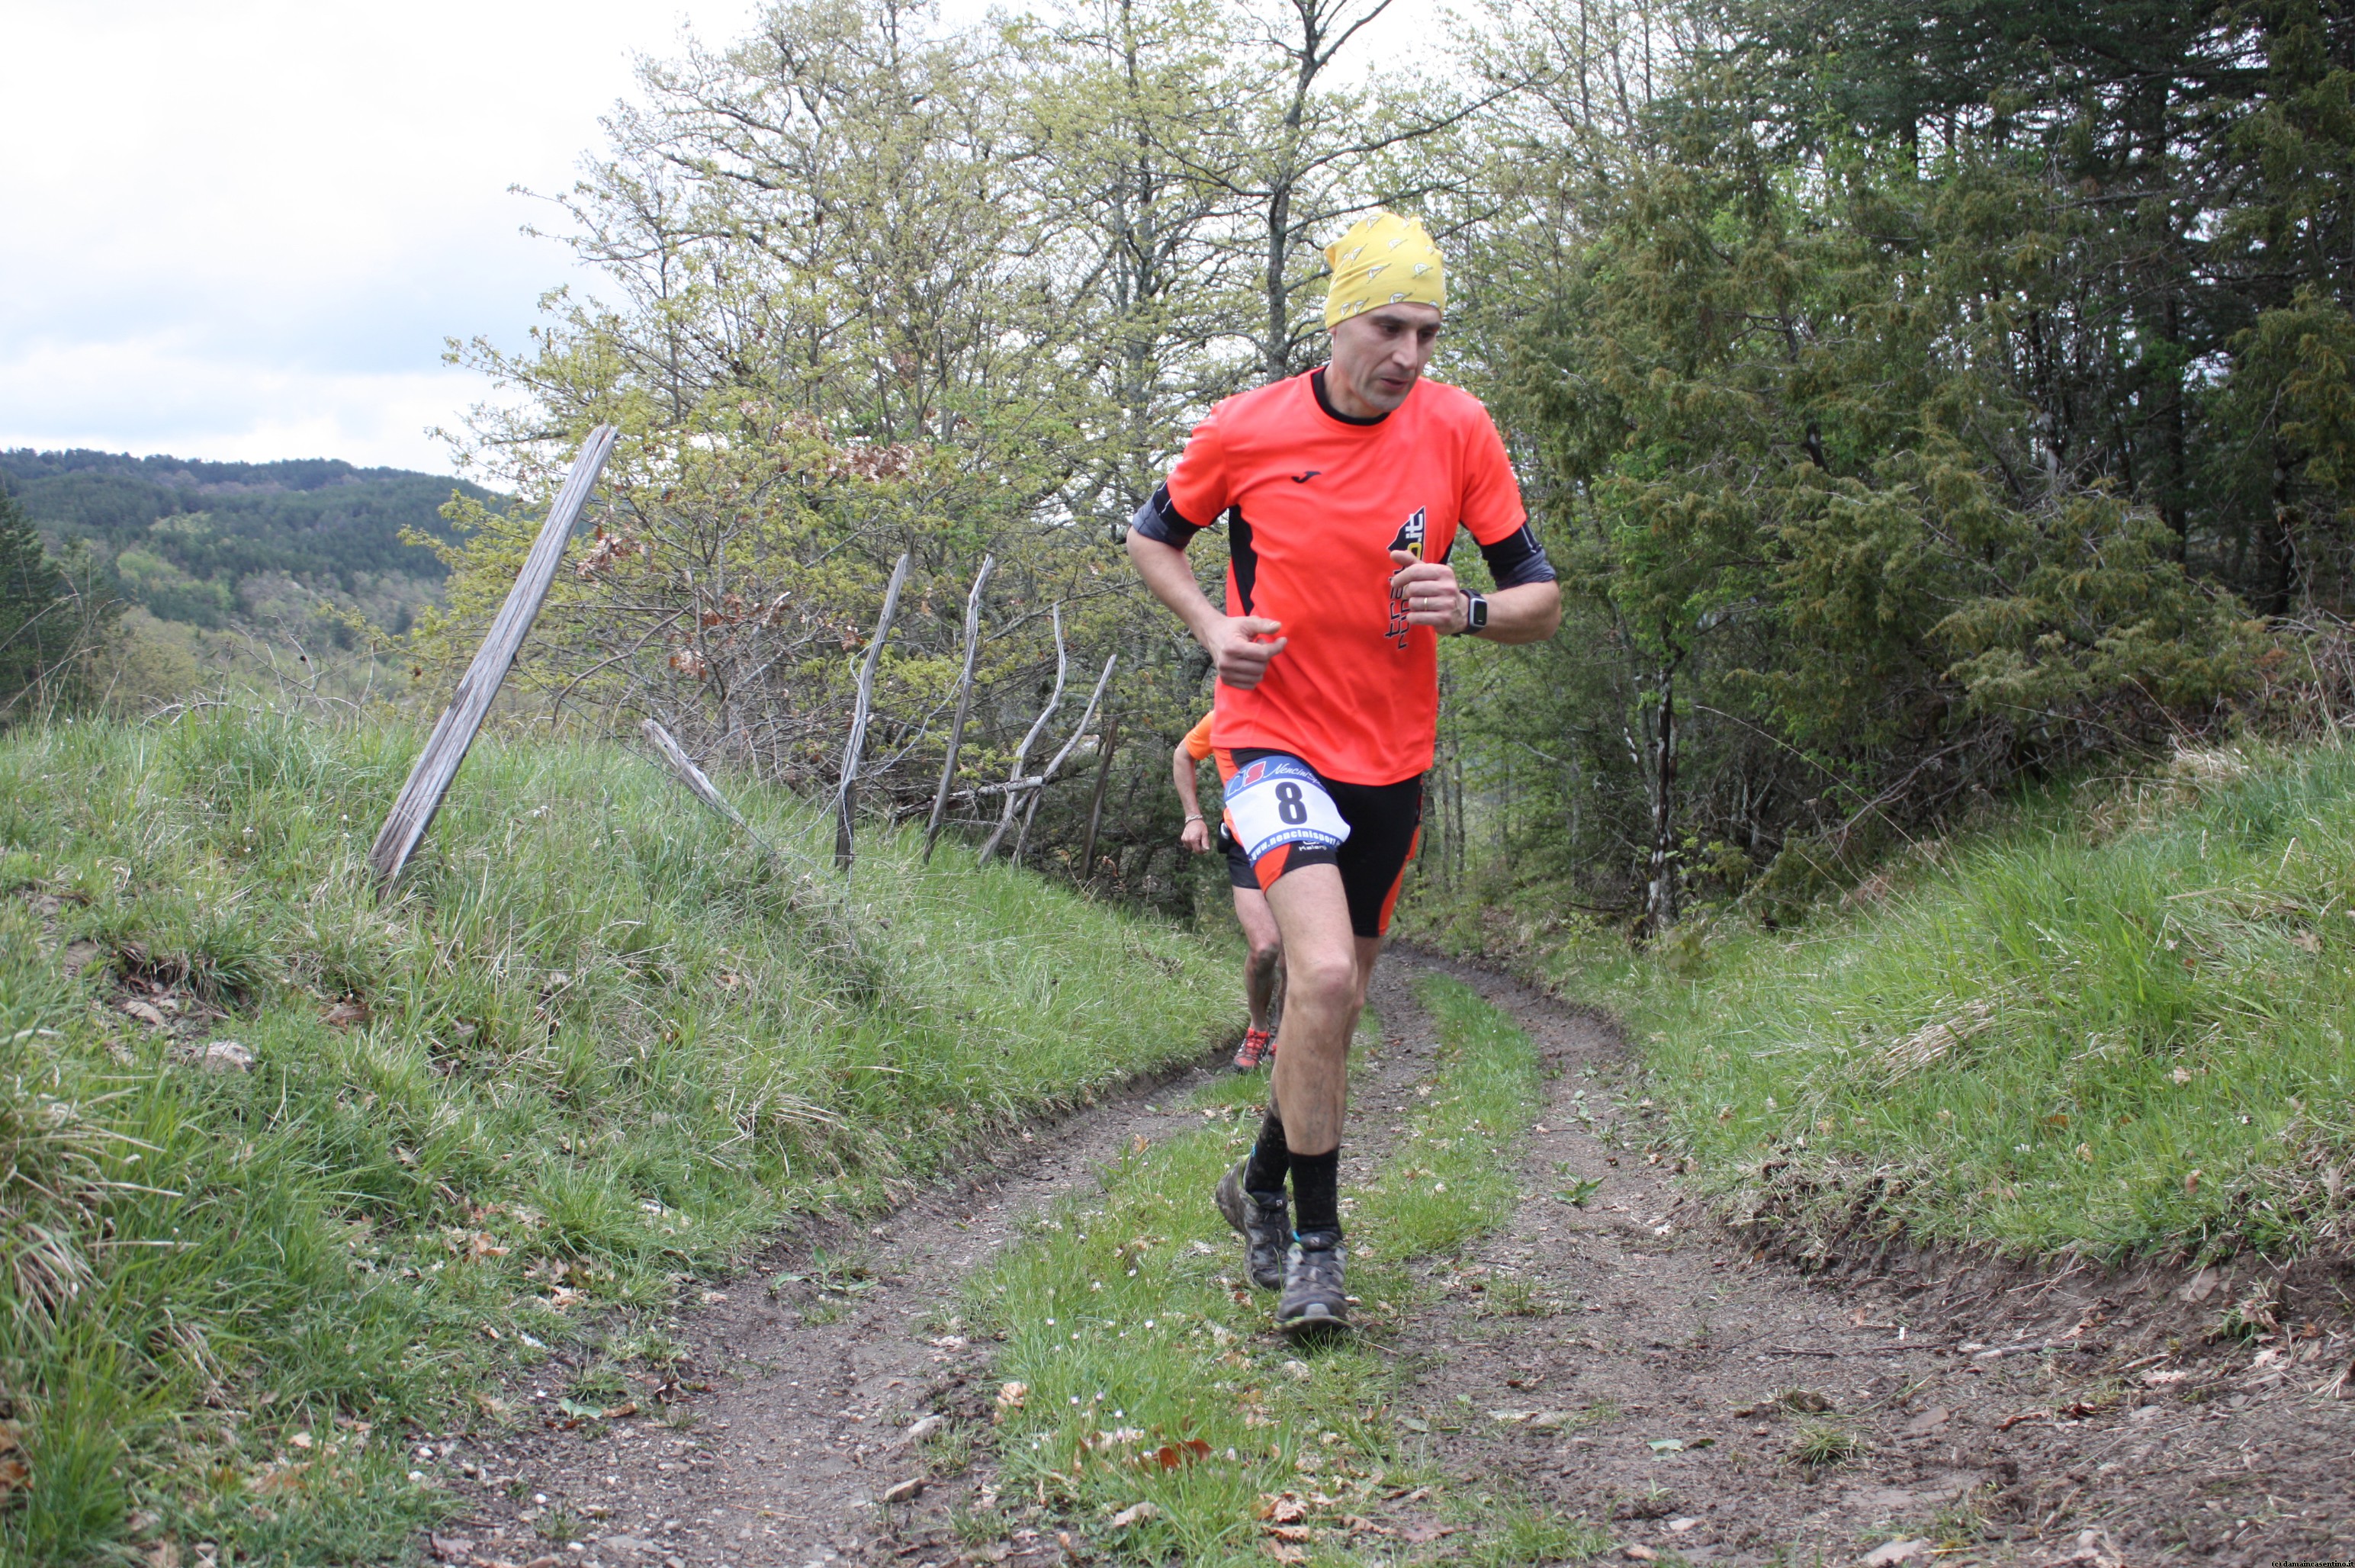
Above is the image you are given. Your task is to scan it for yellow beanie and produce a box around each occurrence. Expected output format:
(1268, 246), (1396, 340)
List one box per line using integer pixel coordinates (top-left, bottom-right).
(1322, 210), (1445, 328)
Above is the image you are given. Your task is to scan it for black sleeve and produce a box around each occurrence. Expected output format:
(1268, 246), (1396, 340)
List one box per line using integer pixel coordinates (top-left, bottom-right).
(1129, 484), (1205, 549)
(1477, 523), (1557, 587)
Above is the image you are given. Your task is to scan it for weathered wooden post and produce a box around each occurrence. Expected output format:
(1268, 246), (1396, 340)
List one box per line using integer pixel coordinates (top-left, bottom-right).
(641, 717), (759, 837)
(1078, 712), (1118, 885)
(368, 425), (617, 891)
(922, 554), (995, 863)
(834, 552), (912, 872)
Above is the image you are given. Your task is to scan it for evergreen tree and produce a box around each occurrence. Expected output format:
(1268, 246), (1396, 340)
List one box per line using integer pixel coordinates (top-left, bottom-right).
(0, 484), (70, 719)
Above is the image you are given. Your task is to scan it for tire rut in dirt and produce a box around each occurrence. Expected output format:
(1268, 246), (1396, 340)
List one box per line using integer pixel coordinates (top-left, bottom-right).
(1393, 953), (2355, 1568)
(416, 1056), (1242, 1568)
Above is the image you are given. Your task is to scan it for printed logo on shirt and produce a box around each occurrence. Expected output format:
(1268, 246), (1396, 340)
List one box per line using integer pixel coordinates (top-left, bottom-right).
(1386, 508), (1428, 649)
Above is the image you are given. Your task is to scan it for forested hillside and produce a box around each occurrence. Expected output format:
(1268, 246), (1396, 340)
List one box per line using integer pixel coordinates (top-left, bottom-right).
(0, 448), (494, 637)
(416, 0), (2352, 926)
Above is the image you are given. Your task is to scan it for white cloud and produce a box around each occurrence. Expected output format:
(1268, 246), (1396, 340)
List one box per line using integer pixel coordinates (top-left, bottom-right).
(2, 0), (1445, 474)
(1, 0), (759, 471)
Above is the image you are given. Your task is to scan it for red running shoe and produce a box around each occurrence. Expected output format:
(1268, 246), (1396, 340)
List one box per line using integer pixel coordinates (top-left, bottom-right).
(1232, 1027), (1274, 1072)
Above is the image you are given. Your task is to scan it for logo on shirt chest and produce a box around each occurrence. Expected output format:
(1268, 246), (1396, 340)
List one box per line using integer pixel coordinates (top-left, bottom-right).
(1386, 508), (1428, 649)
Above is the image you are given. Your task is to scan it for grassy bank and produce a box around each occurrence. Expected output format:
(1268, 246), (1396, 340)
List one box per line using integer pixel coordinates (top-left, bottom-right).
(1423, 741), (2355, 1267)
(968, 974), (1598, 1566)
(0, 708), (1234, 1566)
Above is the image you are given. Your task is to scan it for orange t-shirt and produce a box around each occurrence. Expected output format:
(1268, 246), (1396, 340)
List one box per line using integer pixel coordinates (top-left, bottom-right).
(1164, 371), (1525, 785)
(1180, 711), (1237, 782)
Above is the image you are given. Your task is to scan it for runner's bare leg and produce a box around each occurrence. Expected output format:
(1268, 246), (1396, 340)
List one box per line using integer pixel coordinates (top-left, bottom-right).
(1234, 886), (1284, 1033)
(1263, 866), (1383, 1155)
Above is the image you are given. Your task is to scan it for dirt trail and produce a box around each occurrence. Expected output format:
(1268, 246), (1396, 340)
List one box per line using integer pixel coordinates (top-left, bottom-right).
(416, 953), (2354, 1568)
(1405, 956), (2355, 1567)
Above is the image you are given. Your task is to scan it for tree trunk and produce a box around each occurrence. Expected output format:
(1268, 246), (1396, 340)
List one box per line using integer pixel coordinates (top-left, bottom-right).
(1637, 650), (1680, 940)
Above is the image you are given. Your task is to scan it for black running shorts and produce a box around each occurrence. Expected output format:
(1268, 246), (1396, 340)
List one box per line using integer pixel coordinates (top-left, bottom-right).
(1227, 748), (1423, 938)
(1217, 825), (1258, 891)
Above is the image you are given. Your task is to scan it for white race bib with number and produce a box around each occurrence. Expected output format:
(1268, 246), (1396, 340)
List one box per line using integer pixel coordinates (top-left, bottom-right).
(1222, 755), (1351, 863)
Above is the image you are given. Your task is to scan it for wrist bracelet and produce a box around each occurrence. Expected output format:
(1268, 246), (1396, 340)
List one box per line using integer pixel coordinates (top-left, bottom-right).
(1184, 813), (1206, 823)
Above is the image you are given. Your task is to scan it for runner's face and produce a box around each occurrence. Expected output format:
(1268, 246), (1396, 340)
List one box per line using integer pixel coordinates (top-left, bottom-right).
(1325, 304), (1441, 416)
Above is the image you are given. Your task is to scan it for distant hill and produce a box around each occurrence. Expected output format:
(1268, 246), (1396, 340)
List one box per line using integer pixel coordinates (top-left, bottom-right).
(0, 448), (502, 632)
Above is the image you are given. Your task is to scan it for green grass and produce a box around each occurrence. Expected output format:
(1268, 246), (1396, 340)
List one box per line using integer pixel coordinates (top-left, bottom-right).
(964, 974), (1602, 1565)
(0, 707), (1235, 1566)
(1552, 740), (2355, 1264)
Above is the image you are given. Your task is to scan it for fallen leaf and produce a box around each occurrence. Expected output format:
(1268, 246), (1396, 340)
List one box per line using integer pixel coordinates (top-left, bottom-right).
(1623, 1547), (1658, 1562)
(1646, 1438), (1684, 1454)
(1109, 1502), (1158, 1529)
(1859, 1540), (1930, 1567)
(1399, 1523), (1457, 1545)
(1131, 1133), (1149, 1154)
(882, 1476), (924, 1505)
(323, 1001), (369, 1027)
(1267, 1525), (1313, 1544)
(1264, 1546), (1306, 1565)
(2141, 1369), (2189, 1386)
(120, 999), (168, 1028)
(994, 1381), (1028, 1423)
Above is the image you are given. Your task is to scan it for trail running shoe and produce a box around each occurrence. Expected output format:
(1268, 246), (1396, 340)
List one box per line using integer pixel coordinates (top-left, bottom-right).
(1214, 1157), (1290, 1290)
(1277, 1231), (1349, 1337)
(1232, 1027), (1274, 1072)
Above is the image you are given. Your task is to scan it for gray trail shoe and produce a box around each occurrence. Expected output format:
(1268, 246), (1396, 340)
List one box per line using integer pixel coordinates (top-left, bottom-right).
(1214, 1157), (1290, 1291)
(1276, 1231), (1349, 1337)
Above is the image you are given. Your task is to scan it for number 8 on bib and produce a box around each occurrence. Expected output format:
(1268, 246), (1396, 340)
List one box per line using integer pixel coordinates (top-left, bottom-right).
(1223, 754), (1351, 864)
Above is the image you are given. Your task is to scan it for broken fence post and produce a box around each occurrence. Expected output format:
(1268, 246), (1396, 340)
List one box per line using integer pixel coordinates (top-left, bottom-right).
(978, 604), (1065, 865)
(368, 425), (617, 892)
(1013, 653), (1116, 866)
(641, 717), (757, 836)
(922, 554), (995, 863)
(834, 552), (913, 872)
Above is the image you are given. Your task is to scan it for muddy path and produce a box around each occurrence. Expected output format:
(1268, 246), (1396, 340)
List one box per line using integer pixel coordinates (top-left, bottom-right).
(416, 953), (2354, 1568)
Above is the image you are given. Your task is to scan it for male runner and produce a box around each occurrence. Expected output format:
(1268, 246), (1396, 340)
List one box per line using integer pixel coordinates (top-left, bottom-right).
(1125, 210), (1562, 1335)
(1173, 712), (1283, 1070)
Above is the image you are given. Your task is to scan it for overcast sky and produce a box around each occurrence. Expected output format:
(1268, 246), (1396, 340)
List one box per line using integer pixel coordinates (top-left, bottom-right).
(0, 0), (762, 475)
(2, 0), (1440, 477)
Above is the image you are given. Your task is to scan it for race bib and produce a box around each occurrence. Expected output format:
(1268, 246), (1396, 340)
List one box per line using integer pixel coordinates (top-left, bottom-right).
(1222, 755), (1351, 863)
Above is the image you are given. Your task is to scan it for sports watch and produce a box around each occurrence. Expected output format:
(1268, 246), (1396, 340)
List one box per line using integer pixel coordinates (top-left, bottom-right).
(1458, 590), (1489, 635)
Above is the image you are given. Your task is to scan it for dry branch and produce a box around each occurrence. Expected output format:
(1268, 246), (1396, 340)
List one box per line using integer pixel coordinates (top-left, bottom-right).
(924, 554), (996, 863)
(834, 551), (913, 870)
(978, 604), (1066, 864)
(1014, 653), (1116, 865)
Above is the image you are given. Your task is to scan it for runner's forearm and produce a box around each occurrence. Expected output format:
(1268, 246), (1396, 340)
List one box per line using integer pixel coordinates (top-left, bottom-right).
(1172, 745), (1203, 820)
(1126, 529), (1223, 643)
(1470, 578), (1560, 645)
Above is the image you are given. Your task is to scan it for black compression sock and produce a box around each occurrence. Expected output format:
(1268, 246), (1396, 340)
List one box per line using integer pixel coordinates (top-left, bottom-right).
(1244, 1113), (1290, 1197)
(1289, 1148), (1341, 1239)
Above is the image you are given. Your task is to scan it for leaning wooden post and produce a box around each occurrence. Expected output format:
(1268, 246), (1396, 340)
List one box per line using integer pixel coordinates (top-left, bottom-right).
(368, 425), (617, 891)
(978, 605), (1066, 865)
(641, 717), (759, 837)
(1013, 652), (1116, 866)
(921, 554), (995, 863)
(834, 553), (913, 872)
(1078, 711), (1118, 885)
